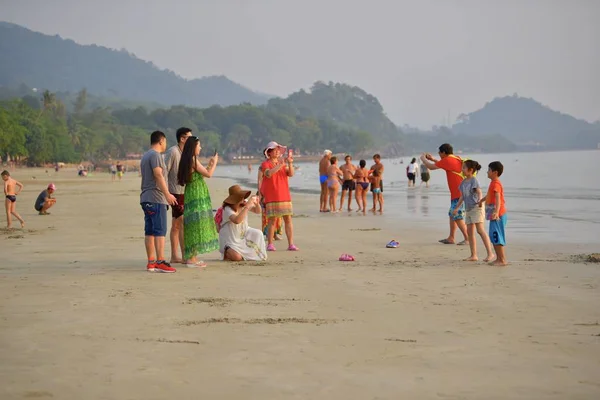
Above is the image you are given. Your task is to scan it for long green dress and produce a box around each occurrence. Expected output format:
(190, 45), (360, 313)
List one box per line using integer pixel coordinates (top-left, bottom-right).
(184, 172), (219, 259)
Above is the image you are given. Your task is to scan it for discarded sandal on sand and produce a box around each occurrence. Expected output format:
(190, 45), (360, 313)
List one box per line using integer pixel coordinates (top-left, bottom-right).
(386, 240), (400, 248)
(339, 254), (355, 261)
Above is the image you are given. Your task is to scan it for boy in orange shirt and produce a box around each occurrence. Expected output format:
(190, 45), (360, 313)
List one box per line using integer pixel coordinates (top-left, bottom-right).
(481, 161), (508, 266)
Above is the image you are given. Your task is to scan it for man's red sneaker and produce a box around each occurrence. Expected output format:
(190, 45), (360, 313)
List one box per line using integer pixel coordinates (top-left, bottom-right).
(147, 261), (157, 272)
(154, 261), (176, 273)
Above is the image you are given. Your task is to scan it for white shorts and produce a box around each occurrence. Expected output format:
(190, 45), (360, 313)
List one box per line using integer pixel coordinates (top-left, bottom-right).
(465, 207), (485, 225)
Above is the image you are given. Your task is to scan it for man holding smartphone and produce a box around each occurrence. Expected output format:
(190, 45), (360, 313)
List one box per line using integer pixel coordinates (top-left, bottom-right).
(165, 127), (192, 264)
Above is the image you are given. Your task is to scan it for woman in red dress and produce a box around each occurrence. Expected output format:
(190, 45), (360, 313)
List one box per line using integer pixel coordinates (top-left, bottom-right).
(260, 141), (298, 251)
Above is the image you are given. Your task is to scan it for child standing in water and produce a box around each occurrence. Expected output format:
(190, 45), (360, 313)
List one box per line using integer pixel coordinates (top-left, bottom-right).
(369, 169), (383, 213)
(452, 160), (494, 262)
(2, 170), (25, 229)
(481, 161), (508, 266)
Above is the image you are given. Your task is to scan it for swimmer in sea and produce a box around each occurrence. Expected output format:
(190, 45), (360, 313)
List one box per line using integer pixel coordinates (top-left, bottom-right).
(353, 160), (370, 213)
(326, 156), (343, 213)
(2, 170), (25, 229)
(319, 150), (332, 212)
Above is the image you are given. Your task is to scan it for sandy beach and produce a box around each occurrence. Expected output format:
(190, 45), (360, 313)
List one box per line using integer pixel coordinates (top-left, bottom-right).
(1, 168), (599, 400)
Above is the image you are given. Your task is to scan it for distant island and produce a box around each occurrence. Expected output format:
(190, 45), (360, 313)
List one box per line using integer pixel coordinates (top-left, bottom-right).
(1, 21), (599, 165)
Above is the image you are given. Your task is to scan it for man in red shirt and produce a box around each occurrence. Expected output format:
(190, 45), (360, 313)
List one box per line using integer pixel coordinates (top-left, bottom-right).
(420, 143), (469, 245)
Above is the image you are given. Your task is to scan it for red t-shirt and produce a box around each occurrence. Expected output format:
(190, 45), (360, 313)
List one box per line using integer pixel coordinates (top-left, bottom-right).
(260, 159), (291, 204)
(486, 179), (506, 217)
(435, 155), (464, 199)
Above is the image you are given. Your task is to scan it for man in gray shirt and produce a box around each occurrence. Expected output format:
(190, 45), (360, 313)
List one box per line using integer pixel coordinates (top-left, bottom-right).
(140, 130), (177, 273)
(164, 127), (192, 264)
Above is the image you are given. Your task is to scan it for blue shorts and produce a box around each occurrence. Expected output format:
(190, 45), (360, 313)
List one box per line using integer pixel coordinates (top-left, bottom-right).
(372, 188), (381, 194)
(489, 214), (507, 246)
(320, 175), (328, 184)
(448, 198), (464, 221)
(141, 202), (167, 237)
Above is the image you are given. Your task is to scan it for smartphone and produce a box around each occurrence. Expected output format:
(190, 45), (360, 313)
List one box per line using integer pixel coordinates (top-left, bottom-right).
(287, 149), (293, 158)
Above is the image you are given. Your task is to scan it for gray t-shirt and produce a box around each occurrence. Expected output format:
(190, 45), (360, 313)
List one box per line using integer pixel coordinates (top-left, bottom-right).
(164, 145), (185, 195)
(459, 177), (481, 210)
(140, 149), (167, 204)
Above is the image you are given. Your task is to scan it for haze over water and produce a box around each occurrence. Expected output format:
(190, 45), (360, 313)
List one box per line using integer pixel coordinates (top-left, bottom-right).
(219, 150), (600, 245)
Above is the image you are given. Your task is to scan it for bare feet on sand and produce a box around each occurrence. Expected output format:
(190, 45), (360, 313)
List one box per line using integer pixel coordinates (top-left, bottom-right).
(483, 255), (496, 263)
(464, 256), (478, 261)
(490, 260), (508, 267)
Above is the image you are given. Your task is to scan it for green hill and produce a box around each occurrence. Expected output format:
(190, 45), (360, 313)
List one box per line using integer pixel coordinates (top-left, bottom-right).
(0, 22), (271, 108)
(452, 94), (599, 149)
(266, 81), (403, 145)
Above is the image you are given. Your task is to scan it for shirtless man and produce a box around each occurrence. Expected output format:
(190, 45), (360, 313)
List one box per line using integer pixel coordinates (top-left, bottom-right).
(339, 155), (357, 211)
(369, 154), (385, 211)
(319, 150), (332, 212)
(2, 170), (25, 228)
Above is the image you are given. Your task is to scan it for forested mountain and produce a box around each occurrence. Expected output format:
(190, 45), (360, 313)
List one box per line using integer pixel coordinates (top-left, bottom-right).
(0, 22), (270, 108)
(266, 81), (402, 144)
(0, 89), (374, 165)
(452, 95), (600, 149)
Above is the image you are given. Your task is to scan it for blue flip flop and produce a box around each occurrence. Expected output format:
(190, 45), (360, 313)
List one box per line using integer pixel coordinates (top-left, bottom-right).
(386, 240), (399, 248)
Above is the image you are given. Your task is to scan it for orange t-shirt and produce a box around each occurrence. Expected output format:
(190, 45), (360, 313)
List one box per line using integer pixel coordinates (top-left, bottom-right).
(260, 159), (291, 204)
(485, 179), (506, 217)
(435, 155), (463, 199)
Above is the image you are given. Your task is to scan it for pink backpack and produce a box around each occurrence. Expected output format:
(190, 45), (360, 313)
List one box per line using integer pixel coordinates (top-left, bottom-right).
(214, 207), (224, 232)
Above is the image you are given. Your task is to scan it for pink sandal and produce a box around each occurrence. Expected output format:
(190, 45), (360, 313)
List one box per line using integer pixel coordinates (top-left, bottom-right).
(267, 244), (276, 252)
(287, 244), (299, 251)
(339, 254), (355, 261)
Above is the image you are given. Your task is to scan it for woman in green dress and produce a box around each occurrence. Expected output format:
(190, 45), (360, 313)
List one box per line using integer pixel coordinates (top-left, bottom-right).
(177, 136), (219, 267)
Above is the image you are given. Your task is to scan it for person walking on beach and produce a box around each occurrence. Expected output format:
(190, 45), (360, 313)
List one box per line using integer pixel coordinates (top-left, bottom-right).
(164, 127), (192, 264)
(420, 162), (430, 188)
(481, 161), (508, 266)
(319, 150), (332, 212)
(339, 155), (357, 211)
(116, 161), (124, 181)
(261, 141), (298, 251)
(34, 183), (57, 215)
(258, 156), (283, 240)
(2, 170), (25, 228)
(140, 131), (178, 273)
(177, 136), (219, 267)
(369, 154), (384, 211)
(110, 163), (117, 181)
(452, 160), (495, 262)
(420, 143), (469, 245)
(406, 158), (419, 188)
(218, 185), (267, 261)
(354, 159), (369, 213)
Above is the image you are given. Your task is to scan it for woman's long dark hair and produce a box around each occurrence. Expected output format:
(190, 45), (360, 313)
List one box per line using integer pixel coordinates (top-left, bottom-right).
(411, 157), (416, 164)
(177, 136), (199, 186)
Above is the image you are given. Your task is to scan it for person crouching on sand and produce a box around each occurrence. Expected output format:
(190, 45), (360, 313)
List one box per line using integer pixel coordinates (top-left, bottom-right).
(261, 141), (298, 251)
(34, 183), (57, 216)
(218, 185), (267, 261)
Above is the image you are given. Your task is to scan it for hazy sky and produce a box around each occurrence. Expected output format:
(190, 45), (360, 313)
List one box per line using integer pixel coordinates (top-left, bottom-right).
(2, 0), (599, 127)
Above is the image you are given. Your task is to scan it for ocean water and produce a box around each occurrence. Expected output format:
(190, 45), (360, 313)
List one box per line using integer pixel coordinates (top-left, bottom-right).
(217, 150), (600, 245)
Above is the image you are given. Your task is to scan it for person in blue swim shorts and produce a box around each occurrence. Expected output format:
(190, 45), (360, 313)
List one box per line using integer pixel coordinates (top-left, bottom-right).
(319, 149), (332, 212)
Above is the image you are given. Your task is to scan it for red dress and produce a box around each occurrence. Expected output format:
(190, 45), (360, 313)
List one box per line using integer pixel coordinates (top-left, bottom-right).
(260, 159), (293, 218)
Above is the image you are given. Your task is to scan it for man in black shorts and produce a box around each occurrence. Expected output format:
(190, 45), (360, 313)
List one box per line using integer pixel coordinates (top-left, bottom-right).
(164, 127), (192, 264)
(339, 155), (357, 211)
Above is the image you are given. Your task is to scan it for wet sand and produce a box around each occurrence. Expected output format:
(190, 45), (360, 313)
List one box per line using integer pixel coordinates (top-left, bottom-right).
(1, 168), (599, 399)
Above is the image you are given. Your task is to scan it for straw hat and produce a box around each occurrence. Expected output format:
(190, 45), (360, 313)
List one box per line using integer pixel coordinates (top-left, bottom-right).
(223, 185), (251, 205)
(263, 141), (287, 158)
